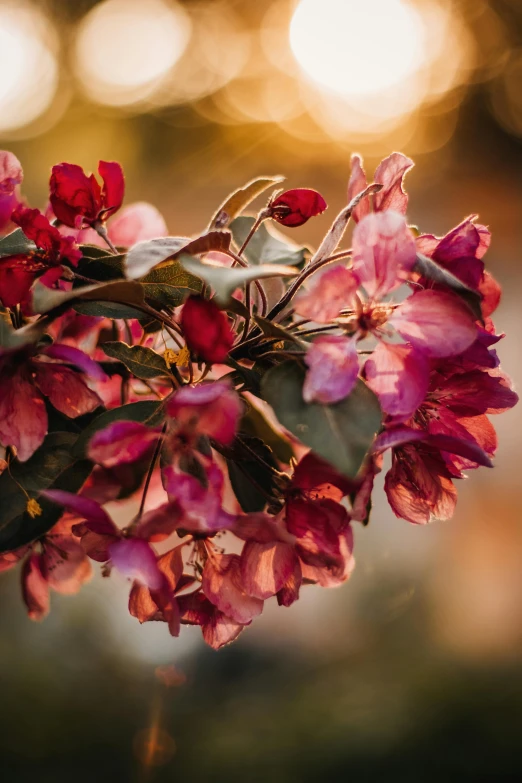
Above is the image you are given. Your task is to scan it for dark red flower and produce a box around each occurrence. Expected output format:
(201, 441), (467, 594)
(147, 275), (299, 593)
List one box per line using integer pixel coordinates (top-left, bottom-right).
(49, 160), (124, 229)
(180, 295), (235, 363)
(269, 188), (327, 227)
(0, 205), (81, 309)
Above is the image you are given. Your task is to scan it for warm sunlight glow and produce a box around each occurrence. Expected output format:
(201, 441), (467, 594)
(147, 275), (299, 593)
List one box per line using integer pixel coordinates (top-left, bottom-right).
(289, 0), (424, 97)
(0, 5), (58, 133)
(74, 0), (192, 106)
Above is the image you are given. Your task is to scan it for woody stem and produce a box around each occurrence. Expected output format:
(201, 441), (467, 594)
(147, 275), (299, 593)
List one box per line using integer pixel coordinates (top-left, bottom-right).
(94, 222), (118, 255)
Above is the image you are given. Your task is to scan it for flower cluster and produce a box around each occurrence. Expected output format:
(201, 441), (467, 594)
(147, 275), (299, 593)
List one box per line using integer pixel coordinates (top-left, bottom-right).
(0, 150), (516, 648)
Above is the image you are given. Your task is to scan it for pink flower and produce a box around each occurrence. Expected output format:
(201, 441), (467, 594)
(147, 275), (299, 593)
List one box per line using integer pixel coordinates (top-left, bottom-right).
(268, 188), (327, 227)
(294, 264), (359, 324)
(303, 334), (359, 404)
(0, 205), (80, 309)
(50, 161), (124, 229)
(347, 152), (414, 223)
(0, 517), (92, 621)
(0, 343), (104, 462)
(167, 381), (242, 445)
(0, 150), (23, 232)
(67, 201), (168, 249)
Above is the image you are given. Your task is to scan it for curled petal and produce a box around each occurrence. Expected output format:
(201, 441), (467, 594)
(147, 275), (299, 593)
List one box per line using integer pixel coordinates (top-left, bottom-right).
(391, 290), (477, 358)
(303, 335), (359, 404)
(385, 446), (457, 524)
(109, 538), (164, 590)
(98, 160), (125, 220)
(181, 296), (235, 364)
(373, 152), (414, 214)
(43, 343), (107, 382)
(346, 154), (369, 224)
(240, 540), (298, 600)
(43, 489), (115, 527)
(365, 341), (429, 418)
(21, 554), (50, 621)
(294, 265), (359, 324)
(178, 592), (244, 650)
(352, 211), (417, 299)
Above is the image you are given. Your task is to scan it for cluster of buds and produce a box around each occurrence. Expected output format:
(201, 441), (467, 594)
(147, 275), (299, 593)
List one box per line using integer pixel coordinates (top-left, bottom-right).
(0, 149), (516, 648)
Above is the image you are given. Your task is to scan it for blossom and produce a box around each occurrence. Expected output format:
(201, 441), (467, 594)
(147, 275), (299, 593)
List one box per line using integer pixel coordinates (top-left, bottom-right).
(303, 334), (359, 404)
(0, 517), (92, 621)
(0, 342), (104, 461)
(0, 205), (81, 309)
(63, 201), (168, 249)
(50, 160), (124, 229)
(268, 188), (327, 227)
(293, 263), (359, 324)
(347, 152), (414, 223)
(180, 295), (235, 364)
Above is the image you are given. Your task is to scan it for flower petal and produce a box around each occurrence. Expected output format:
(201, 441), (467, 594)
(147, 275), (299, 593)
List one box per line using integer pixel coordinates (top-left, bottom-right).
(303, 334), (359, 404)
(109, 538), (164, 590)
(365, 341), (429, 418)
(21, 554), (50, 621)
(0, 363), (47, 462)
(88, 421), (160, 468)
(240, 540), (298, 600)
(202, 552), (263, 625)
(34, 363), (102, 417)
(294, 265), (359, 324)
(373, 152), (414, 214)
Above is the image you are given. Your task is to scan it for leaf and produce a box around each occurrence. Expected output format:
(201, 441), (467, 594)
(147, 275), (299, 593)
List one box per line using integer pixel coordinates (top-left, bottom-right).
(179, 254), (298, 305)
(125, 232), (231, 280)
(79, 244), (114, 259)
(311, 183), (383, 264)
(32, 280), (145, 315)
(0, 432), (94, 551)
(76, 253), (126, 282)
(102, 341), (171, 380)
(240, 401), (294, 463)
(261, 361), (382, 478)
(0, 315), (45, 353)
(73, 400), (163, 458)
(140, 260), (202, 308)
(0, 227), (36, 258)
(224, 436), (281, 513)
(230, 216), (308, 266)
(414, 252), (483, 322)
(253, 315), (301, 345)
(208, 176), (284, 230)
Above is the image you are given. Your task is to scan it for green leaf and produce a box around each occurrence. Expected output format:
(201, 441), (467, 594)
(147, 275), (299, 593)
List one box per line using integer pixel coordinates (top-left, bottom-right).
(76, 252), (126, 282)
(230, 216), (308, 266)
(261, 361), (382, 479)
(224, 435), (281, 513)
(208, 176), (284, 230)
(179, 254), (298, 305)
(414, 252), (483, 322)
(0, 432), (94, 552)
(0, 315), (45, 353)
(32, 279), (145, 315)
(240, 401), (294, 464)
(73, 400), (163, 458)
(0, 228), (36, 258)
(102, 341), (171, 380)
(140, 260), (202, 308)
(125, 232), (231, 280)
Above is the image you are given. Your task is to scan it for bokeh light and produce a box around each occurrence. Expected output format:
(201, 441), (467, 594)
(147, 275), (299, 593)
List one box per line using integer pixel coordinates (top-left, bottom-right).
(0, 3), (59, 133)
(289, 0), (424, 97)
(74, 0), (192, 106)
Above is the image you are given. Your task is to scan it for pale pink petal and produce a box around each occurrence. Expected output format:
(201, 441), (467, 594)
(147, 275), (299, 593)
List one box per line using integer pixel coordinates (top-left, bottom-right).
(88, 421), (161, 468)
(391, 290), (477, 357)
(109, 538), (164, 590)
(346, 153), (370, 223)
(352, 211), (417, 299)
(21, 554), (50, 621)
(240, 540), (297, 600)
(303, 335), (359, 404)
(0, 363), (47, 462)
(108, 202), (167, 247)
(0, 150), (23, 194)
(364, 341), (428, 418)
(373, 152), (414, 214)
(202, 552), (263, 625)
(294, 265), (359, 324)
(34, 363), (102, 417)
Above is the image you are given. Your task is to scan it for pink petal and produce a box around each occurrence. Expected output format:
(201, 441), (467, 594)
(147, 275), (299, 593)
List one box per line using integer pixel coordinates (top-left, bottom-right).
(294, 265), (359, 324)
(391, 290), (477, 357)
(21, 554), (50, 621)
(276, 555), (302, 606)
(43, 343), (108, 382)
(98, 160), (125, 220)
(0, 363), (47, 462)
(0, 150), (23, 194)
(286, 498), (348, 569)
(108, 202), (167, 247)
(133, 501), (183, 542)
(346, 153), (369, 224)
(88, 421), (161, 468)
(303, 335), (359, 404)
(202, 552), (263, 625)
(109, 538), (164, 590)
(352, 211), (417, 299)
(364, 341), (429, 418)
(167, 381), (242, 445)
(43, 535), (92, 595)
(240, 540), (298, 600)
(373, 152), (414, 214)
(34, 363), (102, 417)
(178, 592), (244, 650)
(43, 489), (115, 528)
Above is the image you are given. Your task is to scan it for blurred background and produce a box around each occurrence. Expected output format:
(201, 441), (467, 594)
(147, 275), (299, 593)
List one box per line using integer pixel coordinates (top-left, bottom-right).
(1, 0), (522, 780)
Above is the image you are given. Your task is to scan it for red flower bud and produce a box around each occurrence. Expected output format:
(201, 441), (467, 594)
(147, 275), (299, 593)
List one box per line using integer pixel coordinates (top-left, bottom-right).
(269, 188), (327, 227)
(50, 160), (124, 229)
(180, 296), (235, 364)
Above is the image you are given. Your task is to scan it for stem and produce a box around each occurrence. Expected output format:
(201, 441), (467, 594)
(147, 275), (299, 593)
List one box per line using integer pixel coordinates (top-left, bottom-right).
(222, 248), (268, 320)
(94, 222), (118, 255)
(136, 424), (167, 520)
(236, 210), (270, 257)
